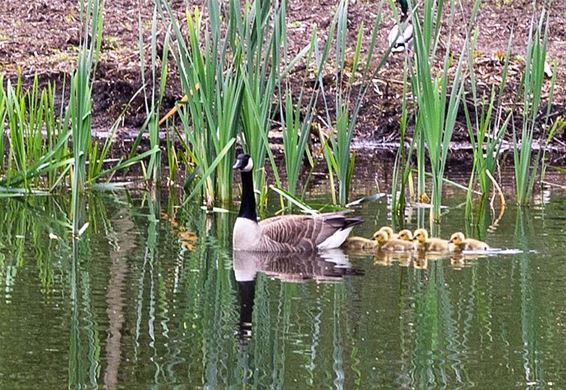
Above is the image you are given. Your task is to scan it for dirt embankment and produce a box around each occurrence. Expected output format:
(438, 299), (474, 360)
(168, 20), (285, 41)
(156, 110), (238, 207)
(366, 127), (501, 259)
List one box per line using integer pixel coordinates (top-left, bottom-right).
(1, 0), (564, 147)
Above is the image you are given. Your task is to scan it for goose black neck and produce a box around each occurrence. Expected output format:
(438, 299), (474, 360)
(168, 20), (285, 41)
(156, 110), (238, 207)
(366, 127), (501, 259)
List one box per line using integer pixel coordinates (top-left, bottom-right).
(238, 170), (257, 221)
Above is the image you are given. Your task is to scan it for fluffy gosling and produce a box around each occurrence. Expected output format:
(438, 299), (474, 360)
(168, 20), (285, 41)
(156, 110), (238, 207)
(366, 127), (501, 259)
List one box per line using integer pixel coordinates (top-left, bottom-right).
(377, 226), (397, 239)
(413, 228), (451, 253)
(449, 232), (489, 251)
(342, 236), (377, 250)
(372, 230), (415, 252)
(397, 229), (413, 241)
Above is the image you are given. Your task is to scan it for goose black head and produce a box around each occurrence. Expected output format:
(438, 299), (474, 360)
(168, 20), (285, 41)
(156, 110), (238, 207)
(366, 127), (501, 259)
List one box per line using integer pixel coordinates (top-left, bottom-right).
(233, 153), (254, 172)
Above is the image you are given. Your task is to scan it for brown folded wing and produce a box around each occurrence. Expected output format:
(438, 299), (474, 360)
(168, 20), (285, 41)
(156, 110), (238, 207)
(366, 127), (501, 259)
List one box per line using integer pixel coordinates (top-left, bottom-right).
(258, 212), (362, 252)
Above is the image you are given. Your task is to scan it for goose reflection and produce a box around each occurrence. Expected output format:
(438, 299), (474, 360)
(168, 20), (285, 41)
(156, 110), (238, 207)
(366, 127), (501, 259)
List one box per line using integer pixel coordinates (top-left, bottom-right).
(232, 249), (362, 340)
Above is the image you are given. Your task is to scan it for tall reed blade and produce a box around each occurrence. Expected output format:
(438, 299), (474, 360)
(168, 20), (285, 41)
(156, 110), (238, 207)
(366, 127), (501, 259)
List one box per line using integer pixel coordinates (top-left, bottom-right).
(69, 0), (104, 233)
(319, 0), (387, 205)
(411, 0), (472, 222)
(160, 2), (244, 207)
(137, 7), (171, 186)
(513, 10), (551, 205)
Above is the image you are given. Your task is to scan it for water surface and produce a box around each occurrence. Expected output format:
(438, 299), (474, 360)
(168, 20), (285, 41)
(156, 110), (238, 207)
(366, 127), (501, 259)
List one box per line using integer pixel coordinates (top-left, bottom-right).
(0, 189), (566, 388)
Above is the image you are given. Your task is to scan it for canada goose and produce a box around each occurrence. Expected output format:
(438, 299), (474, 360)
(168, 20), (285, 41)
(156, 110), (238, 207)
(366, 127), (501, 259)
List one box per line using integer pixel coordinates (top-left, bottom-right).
(372, 230), (415, 252)
(449, 232), (489, 251)
(397, 229), (413, 241)
(413, 228), (451, 253)
(232, 154), (363, 252)
(342, 236), (377, 251)
(388, 0), (413, 53)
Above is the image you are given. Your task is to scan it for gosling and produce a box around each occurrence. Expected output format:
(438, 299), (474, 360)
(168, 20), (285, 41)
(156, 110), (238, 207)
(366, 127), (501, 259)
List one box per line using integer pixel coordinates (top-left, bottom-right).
(372, 230), (415, 252)
(397, 229), (414, 241)
(413, 228), (451, 253)
(449, 232), (489, 251)
(342, 236), (377, 251)
(377, 226), (398, 239)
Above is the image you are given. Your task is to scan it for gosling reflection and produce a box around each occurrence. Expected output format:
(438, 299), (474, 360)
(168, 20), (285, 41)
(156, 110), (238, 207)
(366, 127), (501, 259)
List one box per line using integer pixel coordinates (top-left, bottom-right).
(373, 250), (413, 267)
(232, 249), (361, 340)
(372, 250), (488, 270)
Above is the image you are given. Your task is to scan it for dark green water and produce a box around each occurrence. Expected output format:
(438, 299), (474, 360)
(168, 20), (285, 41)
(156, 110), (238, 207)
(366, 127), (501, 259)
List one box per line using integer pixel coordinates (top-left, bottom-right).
(0, 189), (566, 388)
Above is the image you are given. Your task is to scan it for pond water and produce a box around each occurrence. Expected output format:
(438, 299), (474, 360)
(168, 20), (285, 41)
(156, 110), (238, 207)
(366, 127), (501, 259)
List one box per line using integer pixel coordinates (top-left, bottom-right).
(0, 183), (566, 388)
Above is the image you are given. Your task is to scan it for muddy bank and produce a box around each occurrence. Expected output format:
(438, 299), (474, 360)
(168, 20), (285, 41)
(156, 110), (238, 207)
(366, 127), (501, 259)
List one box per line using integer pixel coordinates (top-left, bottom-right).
(0, 0), (564, 146)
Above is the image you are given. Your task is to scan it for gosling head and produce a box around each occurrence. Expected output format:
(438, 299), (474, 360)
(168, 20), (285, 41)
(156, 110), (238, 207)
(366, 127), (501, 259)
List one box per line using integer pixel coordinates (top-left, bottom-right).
(398, 229), (413, 241)
(413, 228), (428, 243)
(372, 231), (389, 245)
(378, 226), (394, 239)
(449, 232), (465, 245)
(233, 153), (254, 172)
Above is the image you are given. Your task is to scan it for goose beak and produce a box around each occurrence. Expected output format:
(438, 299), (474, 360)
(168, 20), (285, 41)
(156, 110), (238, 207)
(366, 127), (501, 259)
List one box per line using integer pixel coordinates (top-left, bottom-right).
(233, 153), (245, 170)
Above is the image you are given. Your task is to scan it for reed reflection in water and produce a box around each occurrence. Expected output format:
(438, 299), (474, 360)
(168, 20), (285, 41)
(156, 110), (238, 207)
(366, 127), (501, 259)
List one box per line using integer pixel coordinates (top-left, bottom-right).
(1, 192), (566, 388)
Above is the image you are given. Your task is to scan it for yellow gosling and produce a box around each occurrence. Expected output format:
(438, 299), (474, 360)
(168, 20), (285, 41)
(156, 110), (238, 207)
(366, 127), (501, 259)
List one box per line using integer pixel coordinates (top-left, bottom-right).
(372, 231), (415, 252)
(413, 228), (451, 253)
(342, 236), (377, 250)
(397, 229), (413, 241)
(378, 226), (398, 239)
(449, 232), (489, 251)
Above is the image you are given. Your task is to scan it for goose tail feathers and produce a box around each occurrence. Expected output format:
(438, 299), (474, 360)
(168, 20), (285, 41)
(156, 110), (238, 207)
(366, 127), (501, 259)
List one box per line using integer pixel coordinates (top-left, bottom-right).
(323, 213), (364, 229)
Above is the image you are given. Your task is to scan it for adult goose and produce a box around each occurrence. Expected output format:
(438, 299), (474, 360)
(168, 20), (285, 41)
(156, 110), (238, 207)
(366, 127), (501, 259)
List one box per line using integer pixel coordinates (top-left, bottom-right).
(232, 154), (363, 252)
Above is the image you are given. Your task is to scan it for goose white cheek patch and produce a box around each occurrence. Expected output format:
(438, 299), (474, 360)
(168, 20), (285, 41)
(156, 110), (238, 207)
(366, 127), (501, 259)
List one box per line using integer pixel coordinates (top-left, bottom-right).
(243, 158), (254, 172)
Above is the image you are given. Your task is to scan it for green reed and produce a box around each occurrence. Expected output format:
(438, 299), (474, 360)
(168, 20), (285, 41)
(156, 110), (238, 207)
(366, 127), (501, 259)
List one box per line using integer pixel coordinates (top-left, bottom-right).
(410, 0), (471, 222)
(137, 7), (170, 185)
(0, 74), (70, 191)
(462, 30), (512, 220)
(160, 2), (242, 207)
(0, 46), (148, 200)
(68, 0), (103, 232)
(239, 0), (289, 208)
(279, 32), (319, 203)
(541, 113), (565, 184)
(513, 10), (553, 205)
(390, 58), (415, 218)
(319, 0), (387, 205)
(281, 87), (314, 201)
